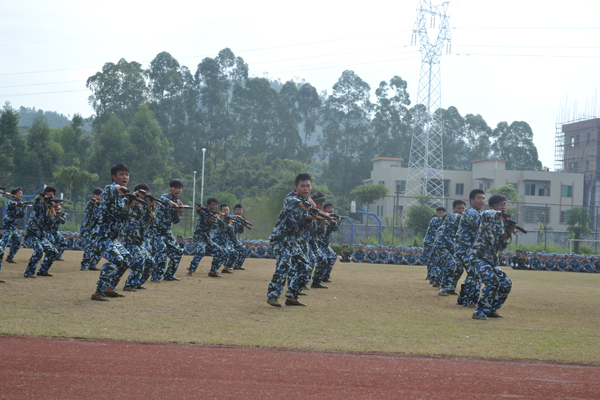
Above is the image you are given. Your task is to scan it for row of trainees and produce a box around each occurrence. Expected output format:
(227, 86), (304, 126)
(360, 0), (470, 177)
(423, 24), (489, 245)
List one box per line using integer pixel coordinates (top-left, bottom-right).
(500, 251), (600, 273)
(348, 245), (424, 265)
(0, 164), (251, 302)
(422, 190), (517, 321)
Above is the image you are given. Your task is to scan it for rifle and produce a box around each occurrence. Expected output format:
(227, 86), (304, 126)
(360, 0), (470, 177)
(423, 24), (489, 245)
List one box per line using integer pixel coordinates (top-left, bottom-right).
(144, 194), (169, 207)
(232, 215), (253, 230)
(44, 198), (66, 205)
(124, 194), (148, 206)
(300, 199), (339, 222)
(501, 212), (527, 234)
(0, 189), (15, 199)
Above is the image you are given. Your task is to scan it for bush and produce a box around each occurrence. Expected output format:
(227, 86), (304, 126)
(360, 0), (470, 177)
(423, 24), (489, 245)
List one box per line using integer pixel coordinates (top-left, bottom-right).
(330, 245), (355, 256)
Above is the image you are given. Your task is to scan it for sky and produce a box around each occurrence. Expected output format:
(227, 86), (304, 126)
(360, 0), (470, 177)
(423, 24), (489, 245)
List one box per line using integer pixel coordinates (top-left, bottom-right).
(1, 0), (599, 170)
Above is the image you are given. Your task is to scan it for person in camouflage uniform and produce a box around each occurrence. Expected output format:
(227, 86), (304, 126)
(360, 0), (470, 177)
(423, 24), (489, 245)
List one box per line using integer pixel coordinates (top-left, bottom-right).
(318, 202), (339, 283)
(211, 203), (241, 275)
(456, 189), (486, 307)
(231, 204), (248, 270)
(122, 183), (156, 291)
(266, 173), (314, 307)
(423, 207), (446, 284)
(428, 214), (447, 285)
(0, 187), (26, 281)
(148, 179), (184, 282)
(437, 200), (466, 296)
(24, 187), (59, 278)
(80, 188), (103, 271)
(90, 163), (133, 301)
(470, 194), (513, 320)
(48, 203), (68, 261)
(187, 197), (232, 277)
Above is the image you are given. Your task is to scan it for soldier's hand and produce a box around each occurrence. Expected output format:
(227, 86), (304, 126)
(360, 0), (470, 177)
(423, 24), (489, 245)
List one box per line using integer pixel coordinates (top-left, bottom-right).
(116, 186), (129, 196)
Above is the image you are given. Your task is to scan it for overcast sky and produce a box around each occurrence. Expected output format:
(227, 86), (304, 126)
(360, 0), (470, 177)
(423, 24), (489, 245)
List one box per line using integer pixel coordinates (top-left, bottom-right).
(1, 0), (599, 170)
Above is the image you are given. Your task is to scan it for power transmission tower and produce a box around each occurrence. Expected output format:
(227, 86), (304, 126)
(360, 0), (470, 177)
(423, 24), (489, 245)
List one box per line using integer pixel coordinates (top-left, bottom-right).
(403, 1), (451, 213)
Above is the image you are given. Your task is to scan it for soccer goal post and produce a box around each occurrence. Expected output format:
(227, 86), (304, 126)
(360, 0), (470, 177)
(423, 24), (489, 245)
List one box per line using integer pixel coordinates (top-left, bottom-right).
(567, 239), (600, 254)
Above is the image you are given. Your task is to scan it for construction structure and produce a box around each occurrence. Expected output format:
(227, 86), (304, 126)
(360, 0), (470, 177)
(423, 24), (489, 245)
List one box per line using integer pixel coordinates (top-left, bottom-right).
(555, 96), (600, 229)
(403, 0), (451, 213)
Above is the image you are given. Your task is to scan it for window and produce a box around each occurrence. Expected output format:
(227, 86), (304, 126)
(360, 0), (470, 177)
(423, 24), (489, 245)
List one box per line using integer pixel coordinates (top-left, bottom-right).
(586, 160), (590, 171)
(510, 183), (518, 191)
(378, 181), (385, 185)
(455, 183), (464, 196)
(524, 208), (535, 223)
(562, 185), (573, 198)
(524, 208), (550, 224)
(571, 136), (575, 147)
(390, 164), (400, 168)
(525, 183), (536, 196)
(395, 180), (406, 193)
(587, 132), (591, 143)
(444, 180), (450, 197)
(538, 188), (545, 196)
(560, 211), (567, 224)
(575, 135), (580, 147)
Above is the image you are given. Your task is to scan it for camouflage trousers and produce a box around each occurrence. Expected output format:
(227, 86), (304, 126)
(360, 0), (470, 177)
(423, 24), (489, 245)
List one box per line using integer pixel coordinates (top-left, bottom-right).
(438, 250), (461, 291)
(93, 238), (130, 292)
(313, 245), (337, 283)
(472, 260), (512, 317)
(188, 239), (231, 273)
(427, 251), (442, 283)
(456, 255), (482, 306)
(24, 235), (58, 276)
(52, 232), (69, 259)
(0, 228), (22, 265)
(214, 238), (242, 270)
(267, 241), (308, 300)
(150, 234), (183, 281)
(231, 241), (246, 270)
(80, 236), (102, 270)
(124, 242), (155, 288)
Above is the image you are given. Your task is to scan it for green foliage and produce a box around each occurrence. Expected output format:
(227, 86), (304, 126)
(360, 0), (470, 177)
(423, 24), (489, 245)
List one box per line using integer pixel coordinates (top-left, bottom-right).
(566, 207), (592, 253)
(0, 102), (25, 179)
(492, 121), (543, 171)
(406, 204), (435, 239)
(488, 184), (521, 202)
(350, 184), (389, 206)
(18, 106), (73, 130)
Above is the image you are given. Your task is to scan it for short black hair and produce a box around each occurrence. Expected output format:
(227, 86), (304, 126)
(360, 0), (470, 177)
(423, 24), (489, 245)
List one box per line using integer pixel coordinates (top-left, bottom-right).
(295, 173), (312, 187)
(170, 179), (183, 188)
(489, 194), (507, 207)
(220, 203), (229, 210)
(435, 206), (446, 212)
(206, 197), (218, 206)
(323, 202), (334, 210)
(11, 187), (22, 195)
(452, 199), (466, 208)
(110, 163), (129, 179)
(44, 186), (57, 195)
(234, 204), (243, 210)
(92, 187), (103, 196)
(469, 189), (485, 201)
(311, 191), (326, 202)
(134, 183), (150, 192)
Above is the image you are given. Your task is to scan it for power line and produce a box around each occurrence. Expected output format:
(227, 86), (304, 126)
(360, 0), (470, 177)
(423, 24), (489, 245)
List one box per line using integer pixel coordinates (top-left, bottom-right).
(262, 55), (420, 75)
(454, 26), (600, 30)
(0, 80), (82, 89)
(454, 53), (600, 58)
(1, 89), (88, 97)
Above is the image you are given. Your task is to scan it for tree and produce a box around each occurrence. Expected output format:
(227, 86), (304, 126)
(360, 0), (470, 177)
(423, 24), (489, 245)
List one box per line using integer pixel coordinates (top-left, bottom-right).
(566, 207), (592, 253)
(372, 76), (411, 160)
(488, 184), (521, 217)
(53, 158), (99, 227)
(0, 102), (24, 181)
(320, 70), (373, 192)
(298, 83), (321, 149)
(52, 113), (92, 166)
(86, 58), (148, 130)
(491, 121), (542, 171)
(87, 114), (129, 180)
(350, 184), (389, 240)
(406, 204), (435, 240)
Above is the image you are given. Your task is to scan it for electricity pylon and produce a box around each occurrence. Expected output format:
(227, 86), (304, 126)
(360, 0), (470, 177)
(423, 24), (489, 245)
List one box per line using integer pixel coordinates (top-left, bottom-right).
(403, 1), (451, 213)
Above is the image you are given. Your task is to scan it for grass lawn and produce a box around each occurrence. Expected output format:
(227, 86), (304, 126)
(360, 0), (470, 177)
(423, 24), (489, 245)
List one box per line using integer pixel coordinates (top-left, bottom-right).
(1, 249), (599, 363)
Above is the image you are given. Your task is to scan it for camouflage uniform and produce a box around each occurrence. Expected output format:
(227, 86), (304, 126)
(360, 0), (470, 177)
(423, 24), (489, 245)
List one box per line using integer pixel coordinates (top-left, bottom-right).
(231, 217), (247, 269)
(91, 183), (132, 292)
(80, 200), (102, 270)
(267, 192), (312, 300)
(188, 209), (231, 274)
(470, 210), (513, 319)
(48, 210), (68, 259)
(435, 212), (462, 291)
(423, 216), (443, 282)
(455, 206), (483, 307)
(212, 218), (242, 270)
(24, 199), (58, 277)
(319, 220), (339, 281)
(0, 199), (25, 271)
(148, 193), (184, 281)
(123, 202), (156, 288)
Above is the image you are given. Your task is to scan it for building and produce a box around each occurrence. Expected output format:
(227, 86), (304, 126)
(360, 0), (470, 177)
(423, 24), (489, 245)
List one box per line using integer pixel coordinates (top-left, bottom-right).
(366, 157), (584, 233)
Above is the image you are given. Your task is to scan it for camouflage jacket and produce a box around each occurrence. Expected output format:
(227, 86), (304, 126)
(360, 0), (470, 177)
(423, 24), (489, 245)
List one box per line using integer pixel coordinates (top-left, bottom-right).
(2, 200), (25, 231)
(91, 183), (130, 241)
(122, 203), (155, 245)
(269, 192), (311, 246)
(48, 210), (67, 235)
(147, 193), (182, 237)
(80, 201), (100, 237)
(423, 216), (443, 250)
(25, 197), (49, 239)
(454, 206), (482, 260)
(434, 212), (461, 254)
(192, 208), (215, 243)
(470, 210), (509, 265)
(213, 218), (237, 247)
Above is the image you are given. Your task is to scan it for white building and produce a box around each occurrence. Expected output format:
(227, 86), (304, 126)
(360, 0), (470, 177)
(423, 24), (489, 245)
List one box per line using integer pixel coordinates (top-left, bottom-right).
(366, 157), (584, 233)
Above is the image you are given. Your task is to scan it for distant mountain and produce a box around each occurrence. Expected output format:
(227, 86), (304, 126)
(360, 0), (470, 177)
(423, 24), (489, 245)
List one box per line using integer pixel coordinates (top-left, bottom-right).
(17, 107), (92, 132)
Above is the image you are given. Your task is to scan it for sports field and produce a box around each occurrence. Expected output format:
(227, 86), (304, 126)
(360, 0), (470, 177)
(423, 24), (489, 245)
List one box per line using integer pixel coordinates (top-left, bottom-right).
(1, 249), (599, 363)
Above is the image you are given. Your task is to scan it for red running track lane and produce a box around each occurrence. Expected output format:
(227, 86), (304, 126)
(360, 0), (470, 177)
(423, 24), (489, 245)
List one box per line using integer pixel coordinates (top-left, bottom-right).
(1, 336), (599, 400)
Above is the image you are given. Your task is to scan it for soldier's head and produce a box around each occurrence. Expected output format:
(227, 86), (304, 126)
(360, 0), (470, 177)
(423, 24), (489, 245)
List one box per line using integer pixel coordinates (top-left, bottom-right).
(295, 173), (312, 199)
(234, 204), (244, 216)
(469, 189), (486, 211)
(220, 203), (230, 216)
(435, 207), (446, 218)
(207, 197), (218, 211)
(312, 192), (326, 209)
(92, 187), (103, 202)
(452, 199), (466, 214)
(44, 186), (57, 198)
(11, 187), (23, 201)
(489, 194), (508, 212)
(134, 183), (150, 199)
(323, 202), (334, 214)
(169, 179), (183, 198)
(110, 163), (130, 186)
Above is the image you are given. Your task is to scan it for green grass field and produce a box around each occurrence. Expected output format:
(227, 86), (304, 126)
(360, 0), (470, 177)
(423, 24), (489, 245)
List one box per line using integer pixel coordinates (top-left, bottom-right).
(1, 249), (599, 363)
